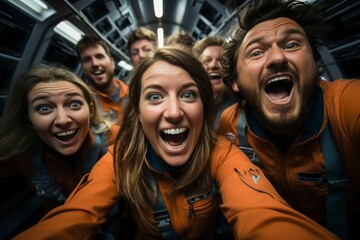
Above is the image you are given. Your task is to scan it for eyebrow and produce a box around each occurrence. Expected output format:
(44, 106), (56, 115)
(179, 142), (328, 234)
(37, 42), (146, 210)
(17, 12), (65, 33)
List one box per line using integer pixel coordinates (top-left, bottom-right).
(30, 92), (83, 104)
(245, 28), (306, 49)
(143, 81), (198, 92)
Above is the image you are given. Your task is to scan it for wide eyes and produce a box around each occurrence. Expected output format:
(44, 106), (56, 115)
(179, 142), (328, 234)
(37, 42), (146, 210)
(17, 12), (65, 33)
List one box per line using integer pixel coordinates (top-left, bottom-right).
(148, 93), (162, 101)
(36, 104), (52, 113)
(34, 100), (84, 114)
(146, 89), (198, 102)
(248, 39), (302, 59)
(284, 42), (300, 50)
(182, 91), (197, 100)
(68, 100), (83, 109)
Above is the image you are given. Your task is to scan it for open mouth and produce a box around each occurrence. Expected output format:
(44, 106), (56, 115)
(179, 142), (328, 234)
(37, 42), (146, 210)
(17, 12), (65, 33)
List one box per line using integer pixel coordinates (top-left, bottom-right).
(265, 76), (293, 102)
(160, 128), (189, 148)
(209, 73), (222, 82)
(92, 69), (105, 76)
(54, 129), (78, 142)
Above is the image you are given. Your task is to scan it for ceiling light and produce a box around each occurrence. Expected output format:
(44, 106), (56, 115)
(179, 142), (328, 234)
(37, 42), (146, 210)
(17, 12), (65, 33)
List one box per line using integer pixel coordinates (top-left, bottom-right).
(153, 0), (163, 18)
(157, 27), (164, 48)
(54, 20), (84, 45)
(7, 0), (55, 21)
(118, 60), (133, 71)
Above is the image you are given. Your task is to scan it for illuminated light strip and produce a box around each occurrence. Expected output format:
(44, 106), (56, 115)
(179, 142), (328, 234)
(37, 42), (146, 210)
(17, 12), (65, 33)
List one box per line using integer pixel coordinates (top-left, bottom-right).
(54, 20), (84, 45)
(153, 0), (163, 18)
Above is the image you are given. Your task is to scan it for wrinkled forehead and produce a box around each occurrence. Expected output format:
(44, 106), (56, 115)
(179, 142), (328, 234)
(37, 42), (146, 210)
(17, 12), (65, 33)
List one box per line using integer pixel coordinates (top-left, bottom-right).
(240, 17), (305, 50)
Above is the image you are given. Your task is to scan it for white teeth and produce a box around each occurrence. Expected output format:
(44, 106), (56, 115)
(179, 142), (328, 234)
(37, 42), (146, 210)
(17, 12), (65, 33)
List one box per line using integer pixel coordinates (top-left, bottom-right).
(162, 128), (187, 135)
(56, 130), (75, 137)
(210, 73), (220, 77)
(93, 70), (104, 75)
(267, 76), (290, 85)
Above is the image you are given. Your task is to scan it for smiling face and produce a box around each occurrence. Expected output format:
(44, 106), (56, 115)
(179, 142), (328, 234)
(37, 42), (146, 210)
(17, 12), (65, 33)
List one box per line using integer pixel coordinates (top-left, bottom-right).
(234, 17), (318, 136)
(138, 60), (204, 167)
(28, 81), (90, 155)
(199, 45), (226, 93)
(80, 44), (115, 91)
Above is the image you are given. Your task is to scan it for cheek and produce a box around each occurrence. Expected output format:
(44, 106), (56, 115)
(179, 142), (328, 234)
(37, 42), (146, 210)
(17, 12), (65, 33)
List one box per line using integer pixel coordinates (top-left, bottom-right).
(189, 104), (204, 129)
(29, 115), (52, 141)
(138, 106), (157, 135)
(78, 110), (91, 127)
(237, 61), (260, 87)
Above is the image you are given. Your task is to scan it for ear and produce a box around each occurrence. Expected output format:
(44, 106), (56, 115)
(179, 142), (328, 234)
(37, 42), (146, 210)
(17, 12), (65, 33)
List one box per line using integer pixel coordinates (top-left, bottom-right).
(111, 58), (115, 69)
(232, 81), (239, 92)
(89, 102), (95, 119)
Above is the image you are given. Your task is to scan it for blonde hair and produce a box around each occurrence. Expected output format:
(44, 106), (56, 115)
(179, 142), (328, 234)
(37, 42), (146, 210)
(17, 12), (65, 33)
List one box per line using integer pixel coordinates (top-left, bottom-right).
(114, 46), (217, 227)
(0, 66), (108, 161)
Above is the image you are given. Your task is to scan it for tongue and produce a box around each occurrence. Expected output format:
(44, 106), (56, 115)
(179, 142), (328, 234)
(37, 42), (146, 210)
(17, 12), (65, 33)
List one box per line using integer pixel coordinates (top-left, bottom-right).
(56, 133), (76, 142)
(163, 134), (185, 147)
(267, 86), (288, 100)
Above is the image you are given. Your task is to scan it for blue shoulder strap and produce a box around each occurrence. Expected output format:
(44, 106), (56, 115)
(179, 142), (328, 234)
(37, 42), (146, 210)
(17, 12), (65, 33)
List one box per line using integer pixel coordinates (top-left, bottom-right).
(82, 125), (108, 174)
(31, 145), (65, 201)
(320, 121), (350, 240)
(147, 172), (180, 240)
(236, 111), (249, 147)
(236, 112), (260, 166)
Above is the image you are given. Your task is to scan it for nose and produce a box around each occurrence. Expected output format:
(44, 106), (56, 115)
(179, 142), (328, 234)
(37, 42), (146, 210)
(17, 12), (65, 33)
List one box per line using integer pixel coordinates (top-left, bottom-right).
(266, 46), (288, 70)
(90, 57), (100, 66)
(54, 108), (72, 126)
(164, 97), (183, 121)
(138, 49), (146, 59)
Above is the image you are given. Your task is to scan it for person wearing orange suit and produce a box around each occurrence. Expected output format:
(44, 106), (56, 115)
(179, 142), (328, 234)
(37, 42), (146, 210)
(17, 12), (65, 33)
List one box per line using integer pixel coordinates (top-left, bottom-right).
(13, 46), (337, 240)
(217, 0), (360, 239)
(0, 67), (118, 232)
(76, 36), (128, 124)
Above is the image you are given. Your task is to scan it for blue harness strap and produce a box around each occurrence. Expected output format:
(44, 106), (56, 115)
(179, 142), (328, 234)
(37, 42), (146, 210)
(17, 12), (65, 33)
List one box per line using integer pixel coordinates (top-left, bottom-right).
(82, 129), (108, 174)
(31, 145), (66, 201)
(148, 173), (179, 240)
(320, 121), (350, 240)
(147, 172), (180, 240)
(236, 111), (249, 147)
(236, 112), (260, 166)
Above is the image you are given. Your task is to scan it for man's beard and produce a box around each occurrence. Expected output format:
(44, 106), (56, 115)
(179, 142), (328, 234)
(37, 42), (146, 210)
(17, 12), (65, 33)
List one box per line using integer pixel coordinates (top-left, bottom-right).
(88, 72), (113, 92)
(237, 79), (318, 134)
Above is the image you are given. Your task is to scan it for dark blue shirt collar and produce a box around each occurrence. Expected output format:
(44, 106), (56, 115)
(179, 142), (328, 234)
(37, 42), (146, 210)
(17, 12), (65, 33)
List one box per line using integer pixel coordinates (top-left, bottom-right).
(146, 142), (184, 180)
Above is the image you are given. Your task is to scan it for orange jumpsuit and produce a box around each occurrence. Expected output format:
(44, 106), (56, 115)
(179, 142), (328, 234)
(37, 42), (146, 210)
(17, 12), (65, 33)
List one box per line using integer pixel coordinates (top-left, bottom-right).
(91, 79), (128, 123)
(0, 127), (118, 212)
(217, 79), (360, 238)
(13, 137), (337, 239)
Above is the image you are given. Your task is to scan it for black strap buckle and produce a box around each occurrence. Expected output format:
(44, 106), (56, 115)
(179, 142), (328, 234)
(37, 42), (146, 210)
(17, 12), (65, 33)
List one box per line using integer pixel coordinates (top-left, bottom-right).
(154, 209), (171, 231)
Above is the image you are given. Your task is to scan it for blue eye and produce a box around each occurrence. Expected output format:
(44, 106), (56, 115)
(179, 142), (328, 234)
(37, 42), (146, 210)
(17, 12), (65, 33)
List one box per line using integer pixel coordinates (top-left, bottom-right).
(68, 100), (83, 109)
(285, 42), (299, 49)
(182, 91), (196, 100)
(148, 93), (162, 101)
(36, 104), (52, 113)
(250, 50), (263, 58)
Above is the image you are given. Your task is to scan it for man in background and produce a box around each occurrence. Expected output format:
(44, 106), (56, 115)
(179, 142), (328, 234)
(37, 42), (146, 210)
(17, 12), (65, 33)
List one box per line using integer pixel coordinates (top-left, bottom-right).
(193, 36), (236, 129)
(127, 26), (157, 67)
(76, 36), (128, 124)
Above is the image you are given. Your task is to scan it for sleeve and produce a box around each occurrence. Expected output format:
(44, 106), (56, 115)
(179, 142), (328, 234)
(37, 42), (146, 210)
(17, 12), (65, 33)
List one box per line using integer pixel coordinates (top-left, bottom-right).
(13, 150), (119, 240)
(336, 79), (360, 142)
(217, 103), (240, 145)
(211, 137), (339, 239)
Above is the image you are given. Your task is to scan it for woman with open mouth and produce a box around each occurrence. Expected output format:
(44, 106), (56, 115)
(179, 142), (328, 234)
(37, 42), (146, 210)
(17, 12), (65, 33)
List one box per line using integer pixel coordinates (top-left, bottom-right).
(0, 67), (118, 225)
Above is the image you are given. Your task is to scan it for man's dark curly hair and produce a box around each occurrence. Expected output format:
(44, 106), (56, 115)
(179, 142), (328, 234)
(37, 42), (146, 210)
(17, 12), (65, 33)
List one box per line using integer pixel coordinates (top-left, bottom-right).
(222, 0), (330, 91)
